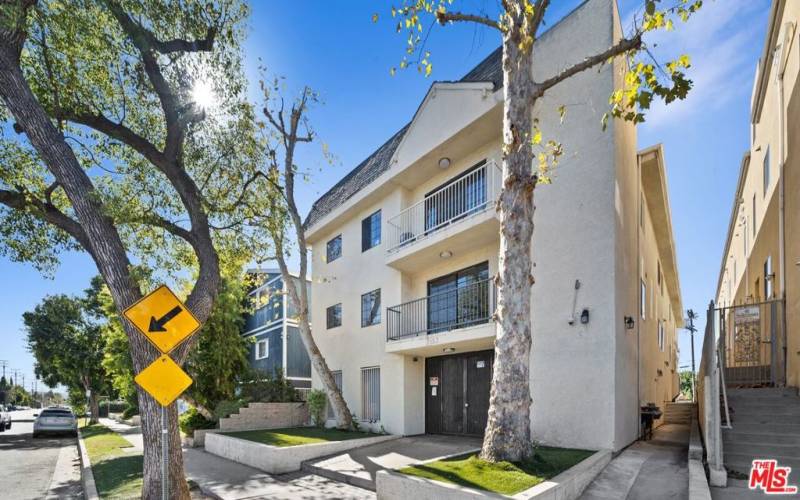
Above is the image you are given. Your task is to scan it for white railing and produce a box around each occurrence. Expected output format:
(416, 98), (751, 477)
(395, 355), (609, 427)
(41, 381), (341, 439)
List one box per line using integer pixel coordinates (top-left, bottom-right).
(386, 160), (502, 253)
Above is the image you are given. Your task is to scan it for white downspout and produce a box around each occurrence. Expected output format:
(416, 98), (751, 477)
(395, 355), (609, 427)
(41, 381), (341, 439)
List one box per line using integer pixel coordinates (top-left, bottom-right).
(777, 23), (794, 301)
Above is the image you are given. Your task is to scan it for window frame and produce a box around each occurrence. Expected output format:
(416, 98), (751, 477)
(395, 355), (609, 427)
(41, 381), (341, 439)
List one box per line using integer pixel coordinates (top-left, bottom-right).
(326, 234), (342, 263)
(326, 303), (342, 329)
(360, 289), (381, 327)
(255, 339), (269, 360)
(360, 366), (381, 422)
(361, 210), (381, 252)
(763, 146), (770, 197)
(640, 279), (647, 320)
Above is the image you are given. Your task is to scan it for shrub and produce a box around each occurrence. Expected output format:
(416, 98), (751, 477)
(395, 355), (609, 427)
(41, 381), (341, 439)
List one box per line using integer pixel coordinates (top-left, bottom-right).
(121, 404), (138, 420)
(239, 369), (299, 403)
(179, 407), (215, 437)
(214, 399), (246, 420)
(307, 389), (327, 427)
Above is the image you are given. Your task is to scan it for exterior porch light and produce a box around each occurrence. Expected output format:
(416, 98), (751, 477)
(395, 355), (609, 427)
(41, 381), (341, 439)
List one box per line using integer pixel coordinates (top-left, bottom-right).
(624, 316), (635, 330)
(439, 250), (453, 259)
(438, 157), (451, 169)
(443, 347), (456, 353)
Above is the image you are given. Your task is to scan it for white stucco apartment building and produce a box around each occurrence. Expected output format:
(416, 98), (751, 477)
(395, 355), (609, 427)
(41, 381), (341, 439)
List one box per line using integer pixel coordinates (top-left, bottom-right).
(304, 0), (682, 452)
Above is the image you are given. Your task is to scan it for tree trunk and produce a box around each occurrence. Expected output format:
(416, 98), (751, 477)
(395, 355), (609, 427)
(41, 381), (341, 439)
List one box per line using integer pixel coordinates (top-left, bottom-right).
(0, 35), (192, 500)
(181, 394), (214, 421)
(480, 27), (536, 463)
(89, 389), (100, 424)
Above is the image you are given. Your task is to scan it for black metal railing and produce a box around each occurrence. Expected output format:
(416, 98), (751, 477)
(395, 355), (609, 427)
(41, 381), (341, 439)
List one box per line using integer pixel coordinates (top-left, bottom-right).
(386, 278), (495, 341)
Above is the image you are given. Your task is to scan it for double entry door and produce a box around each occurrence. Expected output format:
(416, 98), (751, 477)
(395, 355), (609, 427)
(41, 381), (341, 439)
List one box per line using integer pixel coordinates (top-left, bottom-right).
(425, 350), (494, 436)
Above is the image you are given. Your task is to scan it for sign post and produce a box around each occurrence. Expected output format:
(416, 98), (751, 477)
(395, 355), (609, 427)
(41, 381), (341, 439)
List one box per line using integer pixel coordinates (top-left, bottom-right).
(124, 285), (199, 500)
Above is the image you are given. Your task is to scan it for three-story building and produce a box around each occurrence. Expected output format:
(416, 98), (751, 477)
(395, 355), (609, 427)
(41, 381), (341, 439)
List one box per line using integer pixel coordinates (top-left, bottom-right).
(304, 0), (682, 452)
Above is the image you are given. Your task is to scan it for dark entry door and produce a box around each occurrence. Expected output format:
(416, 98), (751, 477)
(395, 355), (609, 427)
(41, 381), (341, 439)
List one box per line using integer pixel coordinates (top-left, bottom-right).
(425, 350), (493, 435)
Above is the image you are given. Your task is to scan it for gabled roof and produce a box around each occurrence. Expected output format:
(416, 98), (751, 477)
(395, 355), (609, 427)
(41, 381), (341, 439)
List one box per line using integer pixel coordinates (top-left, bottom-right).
(303, 47), (503, 231)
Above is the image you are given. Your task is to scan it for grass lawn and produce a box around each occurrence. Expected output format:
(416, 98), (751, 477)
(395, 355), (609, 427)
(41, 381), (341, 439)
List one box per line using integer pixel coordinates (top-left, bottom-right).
(225, 427), (378, 447)
(399, 446), (595, 496)
(80, 423), (143, 499)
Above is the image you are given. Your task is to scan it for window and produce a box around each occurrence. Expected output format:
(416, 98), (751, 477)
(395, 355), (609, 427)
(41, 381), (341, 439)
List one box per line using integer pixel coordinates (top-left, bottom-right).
(763, 146), (770, 197)
(657, 261), (663, 296)
(428, 262), (490, 333)
(361, 367), (380, 422)
(765, 255), (773, 298)
(424, 162), (487, 231)
(640, 280), (647, 320)
(327, 370), (343, 419)
(326, 235), (342, 263)
(639, 193), (644, 228)
(361, 210), (381, 251)
(326, 303), (342, 329)
(752, 194), (756, 239)
(256, 339), (269, 360)
(361, 289), (381, 327)
(658, 321), (665, 352)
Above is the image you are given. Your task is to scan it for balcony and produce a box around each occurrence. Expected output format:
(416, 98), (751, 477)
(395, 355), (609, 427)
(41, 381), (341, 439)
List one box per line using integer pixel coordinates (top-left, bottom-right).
(386, 278), (496, 355)
(386, 160), (501, 271)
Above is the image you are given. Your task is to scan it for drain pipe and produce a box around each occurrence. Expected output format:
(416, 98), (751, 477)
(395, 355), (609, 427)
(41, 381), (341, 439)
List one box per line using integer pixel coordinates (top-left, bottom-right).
(636, 154), (642, 438)
(777, 22), (794, 302)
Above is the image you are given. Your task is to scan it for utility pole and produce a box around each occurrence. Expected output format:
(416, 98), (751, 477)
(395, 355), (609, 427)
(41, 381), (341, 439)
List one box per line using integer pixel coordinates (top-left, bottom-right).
(685, 309), (698, 402)
(0, 360), (7, 379)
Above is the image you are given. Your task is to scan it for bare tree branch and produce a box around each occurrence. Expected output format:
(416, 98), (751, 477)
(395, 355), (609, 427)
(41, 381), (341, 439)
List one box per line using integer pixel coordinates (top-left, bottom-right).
(531, 0), (550, 38)
(436, 10), (502, 31)
(534, 33), (643, 98)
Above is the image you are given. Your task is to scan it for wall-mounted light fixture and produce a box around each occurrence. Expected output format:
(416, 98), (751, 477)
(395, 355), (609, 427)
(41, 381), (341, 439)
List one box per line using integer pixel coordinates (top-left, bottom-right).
(439, 250), (453, 259)
(438, 157), (451, 169)
(580, 308), (590, 325)
(443, 347), (456, 354)
(624, 316), (635, 330)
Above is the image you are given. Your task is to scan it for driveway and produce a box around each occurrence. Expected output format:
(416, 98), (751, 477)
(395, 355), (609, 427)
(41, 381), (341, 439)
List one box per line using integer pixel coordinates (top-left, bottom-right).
(303, 434), (483, 490)
(0, 409), (82, 499)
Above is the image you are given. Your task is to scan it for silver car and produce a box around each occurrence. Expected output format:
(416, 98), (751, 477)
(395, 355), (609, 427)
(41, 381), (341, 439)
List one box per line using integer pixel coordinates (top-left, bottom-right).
(33, 407), (78, 438)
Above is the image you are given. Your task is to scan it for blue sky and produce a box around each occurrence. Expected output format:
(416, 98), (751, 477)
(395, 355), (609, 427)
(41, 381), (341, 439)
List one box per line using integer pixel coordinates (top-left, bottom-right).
(0, 0), (770, 389)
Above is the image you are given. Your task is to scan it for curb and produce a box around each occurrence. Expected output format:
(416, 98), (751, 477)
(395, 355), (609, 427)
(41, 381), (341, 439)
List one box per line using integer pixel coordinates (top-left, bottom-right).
(77, 427), (100, 500)
(688, 411), (713, 500)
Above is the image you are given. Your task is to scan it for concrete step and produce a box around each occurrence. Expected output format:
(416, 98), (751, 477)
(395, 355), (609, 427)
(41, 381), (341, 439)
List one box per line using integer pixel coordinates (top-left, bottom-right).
(726, 422), (800, 434)
(301, 459), (376, 492)
(723, 431), (800, 446)
(727, 402), (800, 411)
(725, 454), (800, 476)
(725, 441), (800, 459)
(728, 412), (800, 424)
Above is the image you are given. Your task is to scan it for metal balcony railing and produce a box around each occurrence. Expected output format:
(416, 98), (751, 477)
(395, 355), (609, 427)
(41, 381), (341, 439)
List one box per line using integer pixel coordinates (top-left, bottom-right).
(386, 278), (495, 341)
(386, 160), (502, 253)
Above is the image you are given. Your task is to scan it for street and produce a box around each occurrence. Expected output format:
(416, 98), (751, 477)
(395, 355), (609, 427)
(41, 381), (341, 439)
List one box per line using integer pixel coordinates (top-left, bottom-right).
(0, 409), (82, 499)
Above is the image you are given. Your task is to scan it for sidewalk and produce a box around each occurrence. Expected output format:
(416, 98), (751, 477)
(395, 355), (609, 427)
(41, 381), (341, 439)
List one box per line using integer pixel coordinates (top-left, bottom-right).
(97, 418), (373, 499)
(580, 423), (690, 500)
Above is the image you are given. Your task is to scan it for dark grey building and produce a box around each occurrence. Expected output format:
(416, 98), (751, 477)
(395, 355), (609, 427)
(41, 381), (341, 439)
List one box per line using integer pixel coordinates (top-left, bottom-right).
(243, 269), (312, 388)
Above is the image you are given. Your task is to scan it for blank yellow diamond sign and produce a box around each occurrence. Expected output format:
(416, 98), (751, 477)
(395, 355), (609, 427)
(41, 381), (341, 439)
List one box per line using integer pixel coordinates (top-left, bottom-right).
(123, 285), (200, 353)
(135, 355), (193, 407)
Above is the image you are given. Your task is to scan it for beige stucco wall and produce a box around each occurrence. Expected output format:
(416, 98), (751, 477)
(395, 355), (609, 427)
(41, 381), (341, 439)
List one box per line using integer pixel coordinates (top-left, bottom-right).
(306, 0), (682, 452)
(715, 0), (798, 387)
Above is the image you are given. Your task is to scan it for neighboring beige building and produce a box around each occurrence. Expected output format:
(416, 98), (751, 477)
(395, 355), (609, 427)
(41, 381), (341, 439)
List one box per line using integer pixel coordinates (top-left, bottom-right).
(304, 0), (682, 452)
(715, 0), (799, 388)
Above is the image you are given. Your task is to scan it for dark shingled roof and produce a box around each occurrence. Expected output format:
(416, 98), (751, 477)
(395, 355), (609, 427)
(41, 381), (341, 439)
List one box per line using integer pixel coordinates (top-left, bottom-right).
(304, 47), (503, 231)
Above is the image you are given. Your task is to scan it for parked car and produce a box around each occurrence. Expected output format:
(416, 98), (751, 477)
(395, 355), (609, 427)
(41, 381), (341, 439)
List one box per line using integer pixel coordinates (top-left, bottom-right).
(0, 405), (9, 431)
(33, 407), (77, 438)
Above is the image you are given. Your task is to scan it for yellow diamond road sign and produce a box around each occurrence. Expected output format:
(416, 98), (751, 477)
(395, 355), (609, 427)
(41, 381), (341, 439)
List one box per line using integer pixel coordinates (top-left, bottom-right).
(134, 354), (193, 407)
(123, 285), (200, 353)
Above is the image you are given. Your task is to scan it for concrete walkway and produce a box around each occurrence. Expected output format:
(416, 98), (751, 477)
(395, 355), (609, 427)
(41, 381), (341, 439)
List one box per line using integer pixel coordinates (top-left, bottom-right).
(96, 418), (374, 499)
(580, 424), (690, 500)
(303, 434), (483, 490)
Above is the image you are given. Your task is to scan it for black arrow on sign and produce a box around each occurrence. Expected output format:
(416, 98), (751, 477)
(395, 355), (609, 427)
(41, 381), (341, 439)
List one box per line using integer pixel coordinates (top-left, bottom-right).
(148, 306), (182, 332)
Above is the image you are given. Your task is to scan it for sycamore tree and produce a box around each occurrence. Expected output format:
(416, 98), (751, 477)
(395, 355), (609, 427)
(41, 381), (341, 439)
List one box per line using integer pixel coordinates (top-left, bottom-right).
(259, 80), (355, 429)
(0, 1), (275, 497)
(23, 292), (107, 423)
(385, 0), (701, 462)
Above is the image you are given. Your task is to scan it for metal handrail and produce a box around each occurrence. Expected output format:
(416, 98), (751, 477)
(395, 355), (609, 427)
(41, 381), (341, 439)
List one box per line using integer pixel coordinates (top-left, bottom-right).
(386, 278), (495, 341)
(386, 160), (502, 253)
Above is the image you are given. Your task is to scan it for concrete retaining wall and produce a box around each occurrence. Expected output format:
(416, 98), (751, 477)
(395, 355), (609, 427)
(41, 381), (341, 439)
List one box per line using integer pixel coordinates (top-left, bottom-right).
(376, 449), (612, 500)
(218, 402), (308, 432)
(205, 432), (399, 474)
(689, 413), (712, 500)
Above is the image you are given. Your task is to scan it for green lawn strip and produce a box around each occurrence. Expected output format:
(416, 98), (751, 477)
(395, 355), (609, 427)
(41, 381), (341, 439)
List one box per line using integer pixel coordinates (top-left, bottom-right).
(225, 427), (378, 447)
(80, 423), (143, 499)
(399, 447), (595, 496)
